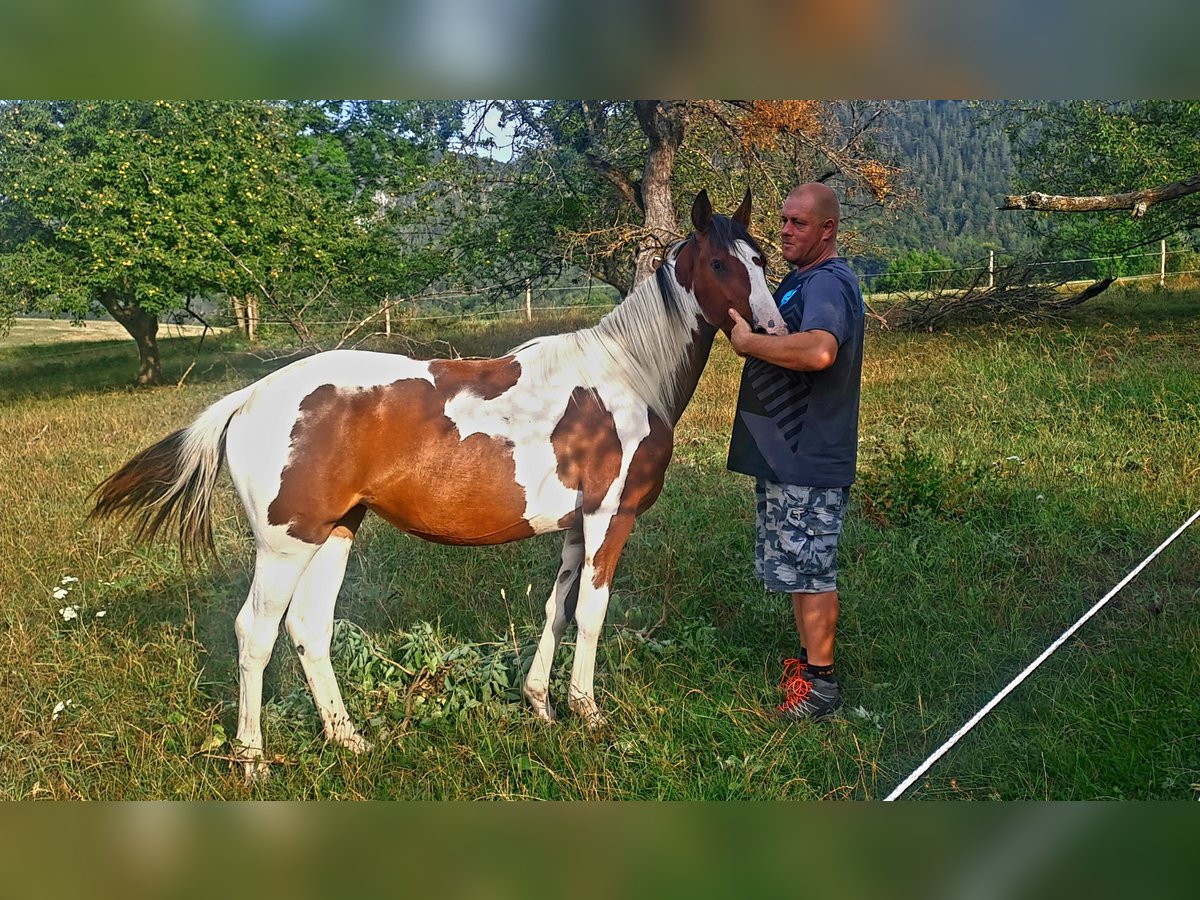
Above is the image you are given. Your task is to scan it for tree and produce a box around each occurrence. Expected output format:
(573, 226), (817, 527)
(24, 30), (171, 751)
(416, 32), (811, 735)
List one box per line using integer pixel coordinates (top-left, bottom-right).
(0, 100), (450, 383)
(999, 102), (1200, 262)
(443, 100), (900, 297)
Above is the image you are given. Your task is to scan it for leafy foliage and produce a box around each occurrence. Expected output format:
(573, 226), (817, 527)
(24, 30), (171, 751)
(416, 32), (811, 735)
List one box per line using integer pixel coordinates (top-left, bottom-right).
(444, 100), (901, 295)
(0, 100), (454, 380)
(873, 248), (957, 293)
(856, 100), (1040, 275)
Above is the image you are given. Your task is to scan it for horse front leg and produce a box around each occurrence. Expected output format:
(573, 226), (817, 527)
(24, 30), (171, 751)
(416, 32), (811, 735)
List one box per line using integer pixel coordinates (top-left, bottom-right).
(568, 510), (637, 728)
(524, 527), (584, 722)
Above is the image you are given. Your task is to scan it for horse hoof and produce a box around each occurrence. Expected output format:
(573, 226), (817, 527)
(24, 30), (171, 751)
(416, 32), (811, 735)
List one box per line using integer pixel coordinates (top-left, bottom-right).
(340, 733), (372, 755)
(237, 752), (270, 784)
(569, 699), (606, 730)
(524, 688), (558, 723)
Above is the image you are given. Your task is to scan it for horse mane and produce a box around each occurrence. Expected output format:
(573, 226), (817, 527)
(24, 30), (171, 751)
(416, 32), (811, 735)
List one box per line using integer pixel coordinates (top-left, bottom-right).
(511, 240), (702, 425)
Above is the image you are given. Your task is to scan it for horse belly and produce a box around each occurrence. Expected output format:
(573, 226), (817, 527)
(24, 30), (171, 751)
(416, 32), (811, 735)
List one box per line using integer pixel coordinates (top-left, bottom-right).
(370, 402), (596, 542)
(363, 452), (536, 547)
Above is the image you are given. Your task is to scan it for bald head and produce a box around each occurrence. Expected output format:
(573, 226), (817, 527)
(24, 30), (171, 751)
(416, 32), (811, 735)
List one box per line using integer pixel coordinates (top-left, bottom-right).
(787, 183), (841, 224)
(780, 182), (841, 270)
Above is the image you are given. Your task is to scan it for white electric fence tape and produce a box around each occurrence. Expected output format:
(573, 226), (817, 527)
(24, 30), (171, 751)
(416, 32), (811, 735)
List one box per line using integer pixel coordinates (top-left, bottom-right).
(884, 508), (1200, 801)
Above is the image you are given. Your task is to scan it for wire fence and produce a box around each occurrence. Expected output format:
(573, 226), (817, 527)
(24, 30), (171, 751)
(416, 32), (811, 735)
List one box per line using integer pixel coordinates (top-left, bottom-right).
(23, 244), (1198, 340)
(859, 243), (1200, 296)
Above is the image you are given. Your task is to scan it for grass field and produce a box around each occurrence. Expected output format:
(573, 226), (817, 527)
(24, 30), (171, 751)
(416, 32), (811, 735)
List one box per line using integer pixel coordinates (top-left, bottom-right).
(2, 289), (1198, 800)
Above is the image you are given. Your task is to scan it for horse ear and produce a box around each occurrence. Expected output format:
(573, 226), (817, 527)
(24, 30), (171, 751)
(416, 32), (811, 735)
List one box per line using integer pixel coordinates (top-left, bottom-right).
(732, 189), (752, 227)
(691, 189), (713, 233)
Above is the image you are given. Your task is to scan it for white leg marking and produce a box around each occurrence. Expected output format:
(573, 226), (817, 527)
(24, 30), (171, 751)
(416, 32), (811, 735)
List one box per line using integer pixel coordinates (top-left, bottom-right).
(234, 544), (316, 781)
(524, 529), (584, 721)
(567, 510), (634, 729)
(285, 532), (370, 754)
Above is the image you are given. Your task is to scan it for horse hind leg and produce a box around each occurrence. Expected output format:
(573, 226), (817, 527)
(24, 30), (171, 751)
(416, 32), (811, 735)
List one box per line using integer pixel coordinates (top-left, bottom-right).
(524, 528), (584, 722)
(234, 540), (318, 781)
(284, 511), (370, 754)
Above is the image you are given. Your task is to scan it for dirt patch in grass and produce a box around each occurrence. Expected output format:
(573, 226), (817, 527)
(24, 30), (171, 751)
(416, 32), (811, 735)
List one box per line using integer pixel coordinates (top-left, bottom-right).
(2, 318), (223, 348)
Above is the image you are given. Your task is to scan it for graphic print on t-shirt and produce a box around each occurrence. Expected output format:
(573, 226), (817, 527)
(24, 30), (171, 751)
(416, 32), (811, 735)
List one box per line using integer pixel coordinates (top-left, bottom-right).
(737, 357), (813, 476)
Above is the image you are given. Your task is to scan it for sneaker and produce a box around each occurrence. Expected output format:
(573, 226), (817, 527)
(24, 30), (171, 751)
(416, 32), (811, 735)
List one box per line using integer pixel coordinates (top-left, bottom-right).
(777, 668), (842, 722)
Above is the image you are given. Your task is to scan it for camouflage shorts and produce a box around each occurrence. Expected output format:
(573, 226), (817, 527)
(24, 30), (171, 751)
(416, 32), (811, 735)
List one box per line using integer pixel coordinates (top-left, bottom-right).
(754, 481), (849, 594)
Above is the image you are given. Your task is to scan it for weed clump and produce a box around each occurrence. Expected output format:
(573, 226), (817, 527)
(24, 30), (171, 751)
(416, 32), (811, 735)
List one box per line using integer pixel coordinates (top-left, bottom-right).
(857, 435), (1000, 527)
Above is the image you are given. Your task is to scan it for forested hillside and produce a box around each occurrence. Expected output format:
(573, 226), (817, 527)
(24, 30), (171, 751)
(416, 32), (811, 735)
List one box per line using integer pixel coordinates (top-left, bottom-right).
(854, 100), (1040, 274)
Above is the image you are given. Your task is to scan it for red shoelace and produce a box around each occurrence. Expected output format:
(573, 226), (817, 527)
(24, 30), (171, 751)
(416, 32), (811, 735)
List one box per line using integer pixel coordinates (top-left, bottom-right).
(778, 658), (813, 711)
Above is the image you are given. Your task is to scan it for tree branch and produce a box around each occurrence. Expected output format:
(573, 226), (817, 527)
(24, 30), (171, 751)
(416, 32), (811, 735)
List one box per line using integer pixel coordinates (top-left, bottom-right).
(1002, 172), (1200, 218)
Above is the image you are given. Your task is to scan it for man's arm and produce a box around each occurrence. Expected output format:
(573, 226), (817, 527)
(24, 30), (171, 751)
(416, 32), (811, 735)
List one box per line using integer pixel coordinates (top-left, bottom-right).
(727, 308), (839, 372)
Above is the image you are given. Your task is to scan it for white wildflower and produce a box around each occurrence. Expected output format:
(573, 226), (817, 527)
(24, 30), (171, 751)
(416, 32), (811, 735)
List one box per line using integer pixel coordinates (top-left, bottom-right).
(52, 699), (73, 721)
(60, 576), (79, 585)
(52, 587), (70, 601)
(95, 610), (107, 618)
(59, 605), (80, 622)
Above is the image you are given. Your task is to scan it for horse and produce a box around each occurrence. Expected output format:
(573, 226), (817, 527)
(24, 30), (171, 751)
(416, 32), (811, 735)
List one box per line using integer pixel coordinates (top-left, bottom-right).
(90, 189), (784, 779)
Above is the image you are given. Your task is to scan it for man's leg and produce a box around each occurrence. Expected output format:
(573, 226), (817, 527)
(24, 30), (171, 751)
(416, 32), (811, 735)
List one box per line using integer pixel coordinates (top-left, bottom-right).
(779, 587), (842, 720)
(792, 589), (837, 667)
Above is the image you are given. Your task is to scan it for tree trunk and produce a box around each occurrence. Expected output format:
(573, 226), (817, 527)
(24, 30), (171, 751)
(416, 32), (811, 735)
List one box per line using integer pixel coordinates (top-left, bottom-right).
(231, 295), (248, 335)
(246, 294), (260, 343)
(98, 289), (163, 385)
(632, 100), (686, 287)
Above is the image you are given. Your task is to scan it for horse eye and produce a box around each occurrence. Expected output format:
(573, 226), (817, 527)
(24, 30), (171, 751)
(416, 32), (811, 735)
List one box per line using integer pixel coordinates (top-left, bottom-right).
(710, 259), (723, 271)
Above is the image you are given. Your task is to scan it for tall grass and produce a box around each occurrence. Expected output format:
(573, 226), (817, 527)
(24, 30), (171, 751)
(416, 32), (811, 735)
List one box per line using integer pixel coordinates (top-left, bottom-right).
(2, 285), (1198, 799)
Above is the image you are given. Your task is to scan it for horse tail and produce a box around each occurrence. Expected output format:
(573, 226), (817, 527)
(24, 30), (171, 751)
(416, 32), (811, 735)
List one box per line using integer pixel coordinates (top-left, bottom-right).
(90, 384), (257, 558)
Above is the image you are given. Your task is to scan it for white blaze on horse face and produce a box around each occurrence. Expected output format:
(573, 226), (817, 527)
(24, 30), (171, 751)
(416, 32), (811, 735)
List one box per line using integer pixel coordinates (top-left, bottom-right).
(733, 240), (787, 335)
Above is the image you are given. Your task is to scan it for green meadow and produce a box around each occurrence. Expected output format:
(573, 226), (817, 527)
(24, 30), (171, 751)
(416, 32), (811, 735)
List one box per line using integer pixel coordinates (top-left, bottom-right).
(2, 287), (1197, 799)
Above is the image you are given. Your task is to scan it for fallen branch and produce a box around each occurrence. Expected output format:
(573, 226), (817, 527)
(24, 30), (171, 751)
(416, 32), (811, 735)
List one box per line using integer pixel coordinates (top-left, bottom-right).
(1002, 172), (1200, 218)
(880, 256), (1116, 331)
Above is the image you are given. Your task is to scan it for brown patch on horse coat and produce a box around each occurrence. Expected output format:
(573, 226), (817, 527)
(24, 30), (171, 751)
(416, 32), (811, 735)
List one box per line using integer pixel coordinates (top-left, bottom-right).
(429, 356), (521, 400)
(551, 387), (622, 515)
(268, 370), (534, 546)
(590, 413), (674, 589)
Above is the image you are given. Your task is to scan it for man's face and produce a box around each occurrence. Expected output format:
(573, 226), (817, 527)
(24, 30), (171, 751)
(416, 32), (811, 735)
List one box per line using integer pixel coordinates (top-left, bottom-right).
(779, 193), (830, 268)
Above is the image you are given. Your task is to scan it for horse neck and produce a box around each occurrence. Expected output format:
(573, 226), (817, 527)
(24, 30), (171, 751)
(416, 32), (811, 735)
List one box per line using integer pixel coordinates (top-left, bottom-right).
(588, 263), (716, 427)
(662, 323), (717, 425)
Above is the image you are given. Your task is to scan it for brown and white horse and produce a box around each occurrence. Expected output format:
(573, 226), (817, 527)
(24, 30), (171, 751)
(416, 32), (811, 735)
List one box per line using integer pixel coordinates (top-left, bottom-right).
(91, 190), (783, 778)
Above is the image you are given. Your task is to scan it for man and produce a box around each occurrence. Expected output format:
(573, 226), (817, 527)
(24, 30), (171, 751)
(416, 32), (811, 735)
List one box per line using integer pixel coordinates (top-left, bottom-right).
(726, 182), (865, 721)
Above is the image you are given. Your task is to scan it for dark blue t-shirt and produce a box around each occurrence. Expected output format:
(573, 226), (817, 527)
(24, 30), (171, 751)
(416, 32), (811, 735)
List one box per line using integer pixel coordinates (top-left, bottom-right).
(727, 258), (864, 487)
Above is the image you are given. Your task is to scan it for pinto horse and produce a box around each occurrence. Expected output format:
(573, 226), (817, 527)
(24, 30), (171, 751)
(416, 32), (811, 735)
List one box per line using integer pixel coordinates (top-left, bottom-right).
(91, 189), (783, 778)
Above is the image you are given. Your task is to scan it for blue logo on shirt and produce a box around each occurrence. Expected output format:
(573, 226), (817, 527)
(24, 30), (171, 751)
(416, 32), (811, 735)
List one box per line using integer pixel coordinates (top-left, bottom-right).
(778, 288), (798, 308)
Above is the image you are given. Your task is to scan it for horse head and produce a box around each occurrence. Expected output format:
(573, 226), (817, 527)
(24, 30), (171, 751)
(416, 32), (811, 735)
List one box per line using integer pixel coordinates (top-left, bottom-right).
(671, 189), (785, 337)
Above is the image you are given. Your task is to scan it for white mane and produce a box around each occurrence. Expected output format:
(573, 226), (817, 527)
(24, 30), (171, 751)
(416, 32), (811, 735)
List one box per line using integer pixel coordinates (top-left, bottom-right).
(513, 255), (702, 425)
